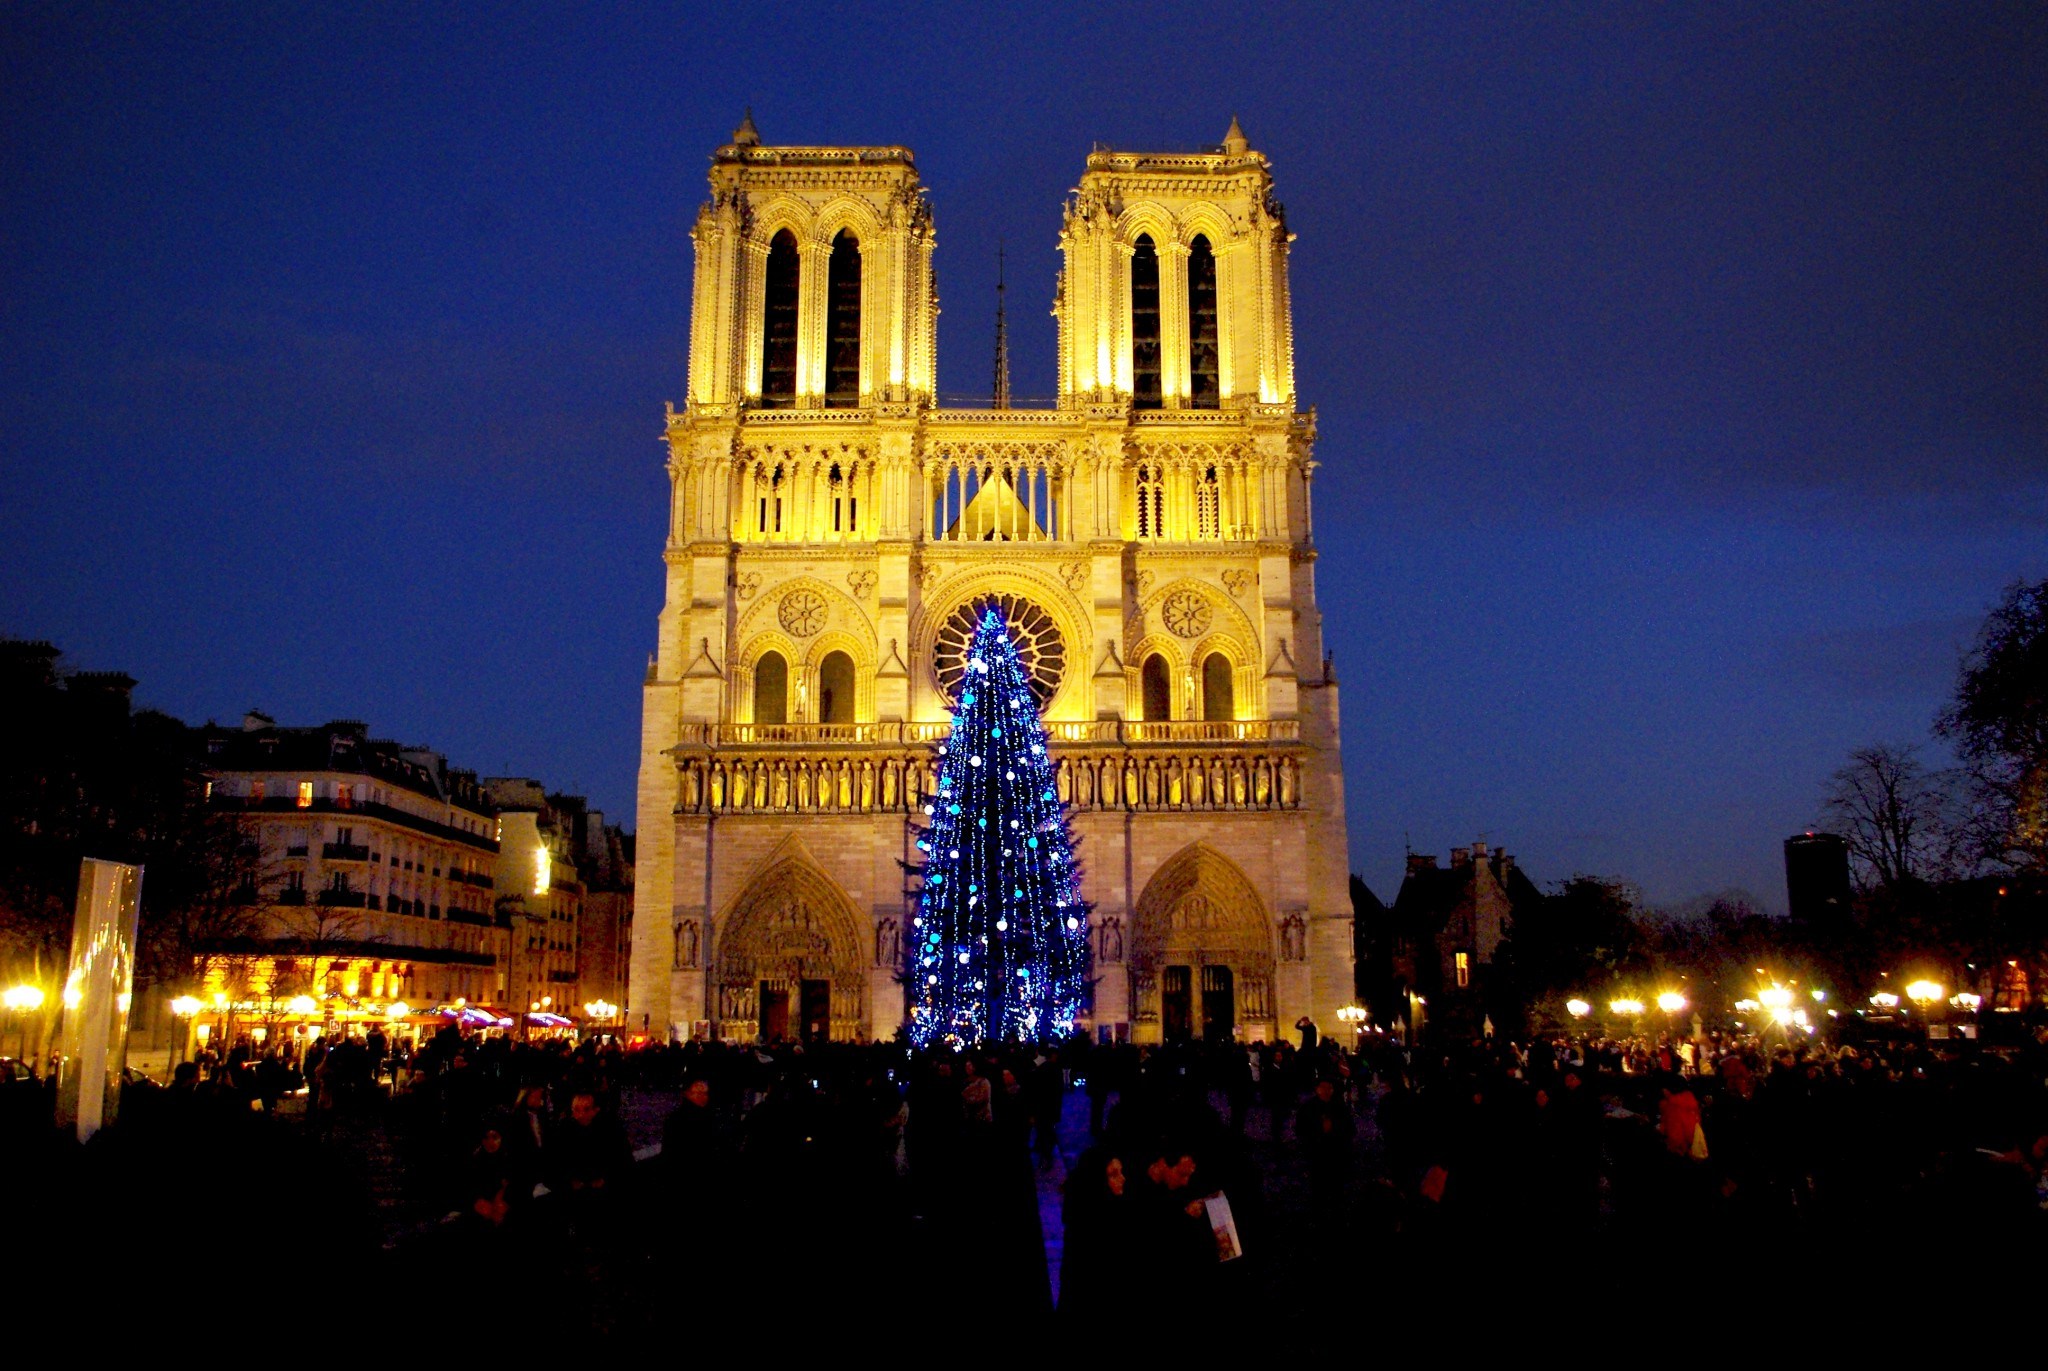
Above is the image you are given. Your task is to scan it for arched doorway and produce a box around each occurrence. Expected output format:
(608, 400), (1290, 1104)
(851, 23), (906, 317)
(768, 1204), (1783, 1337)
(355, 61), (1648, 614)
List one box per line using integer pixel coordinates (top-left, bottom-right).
(1130, 844), (1274, 1043)
(712, 859), (867, 1042)
(818, 649), (856, 723)
(754, 652), (788, 724)
(1141, 654), (1171, 721)
(1201, 652), (1233, 721)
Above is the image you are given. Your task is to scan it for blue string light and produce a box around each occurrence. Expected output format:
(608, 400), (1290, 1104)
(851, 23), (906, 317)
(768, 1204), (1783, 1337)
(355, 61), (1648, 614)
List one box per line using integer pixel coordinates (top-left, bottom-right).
(908, 606), (1090, 1044)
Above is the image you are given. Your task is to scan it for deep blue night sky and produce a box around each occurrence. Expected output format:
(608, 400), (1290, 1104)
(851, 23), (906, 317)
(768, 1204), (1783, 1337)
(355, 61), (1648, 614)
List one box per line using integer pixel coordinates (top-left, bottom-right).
(3, 4), (2042, 909)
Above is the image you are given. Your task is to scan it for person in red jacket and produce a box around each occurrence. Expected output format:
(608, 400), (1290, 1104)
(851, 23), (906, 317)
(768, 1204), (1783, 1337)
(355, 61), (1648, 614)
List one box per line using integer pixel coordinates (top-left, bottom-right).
(1659, 1076), (1703, 1158)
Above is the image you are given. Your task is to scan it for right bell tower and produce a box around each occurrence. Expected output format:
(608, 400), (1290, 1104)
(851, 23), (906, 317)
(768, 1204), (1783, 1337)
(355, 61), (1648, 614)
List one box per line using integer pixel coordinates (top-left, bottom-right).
(1055, 115), (1296, 410)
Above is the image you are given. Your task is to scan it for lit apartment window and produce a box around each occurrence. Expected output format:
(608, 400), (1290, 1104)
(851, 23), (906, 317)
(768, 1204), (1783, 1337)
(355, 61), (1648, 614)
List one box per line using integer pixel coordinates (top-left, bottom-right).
(250, 780), (265, 804)
(1455, 950), (1471, 988)
(337, 783), (353, 809)
(533, 847), (550, 897)
(297, 781), (314, 808)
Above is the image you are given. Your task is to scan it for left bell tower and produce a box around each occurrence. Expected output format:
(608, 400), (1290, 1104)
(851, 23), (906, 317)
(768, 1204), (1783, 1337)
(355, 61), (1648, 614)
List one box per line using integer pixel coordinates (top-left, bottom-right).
(632, 117), (940, 1039)
(683, 112), (937, 414)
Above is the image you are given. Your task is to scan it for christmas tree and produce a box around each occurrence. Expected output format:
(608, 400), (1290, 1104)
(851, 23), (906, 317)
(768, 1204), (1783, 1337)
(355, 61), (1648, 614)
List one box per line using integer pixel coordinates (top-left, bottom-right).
(908, 606), (1090, 1045)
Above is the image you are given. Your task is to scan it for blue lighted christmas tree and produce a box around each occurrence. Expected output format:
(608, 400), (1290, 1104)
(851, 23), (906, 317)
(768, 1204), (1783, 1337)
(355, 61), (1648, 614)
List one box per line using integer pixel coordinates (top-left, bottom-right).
(908, 606), (1090, 1045)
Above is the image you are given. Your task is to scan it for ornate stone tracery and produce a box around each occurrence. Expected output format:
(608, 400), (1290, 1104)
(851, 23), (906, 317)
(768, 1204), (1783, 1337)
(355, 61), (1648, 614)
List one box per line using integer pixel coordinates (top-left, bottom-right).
(931, 592), (1066, 706)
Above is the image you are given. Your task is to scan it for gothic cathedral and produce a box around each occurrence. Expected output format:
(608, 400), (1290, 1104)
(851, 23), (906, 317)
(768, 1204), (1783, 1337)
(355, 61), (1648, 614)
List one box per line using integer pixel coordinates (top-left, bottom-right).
(628, 117), (1353, 1046)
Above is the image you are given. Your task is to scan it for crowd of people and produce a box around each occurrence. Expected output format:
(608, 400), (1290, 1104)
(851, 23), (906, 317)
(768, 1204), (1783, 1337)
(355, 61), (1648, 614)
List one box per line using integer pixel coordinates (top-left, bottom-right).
(5, 1018), (2047, 1334)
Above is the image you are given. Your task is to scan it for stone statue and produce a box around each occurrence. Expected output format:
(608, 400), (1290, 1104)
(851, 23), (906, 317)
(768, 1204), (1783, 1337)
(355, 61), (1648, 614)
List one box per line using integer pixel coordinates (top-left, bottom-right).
(1280, 913), (1306, 962)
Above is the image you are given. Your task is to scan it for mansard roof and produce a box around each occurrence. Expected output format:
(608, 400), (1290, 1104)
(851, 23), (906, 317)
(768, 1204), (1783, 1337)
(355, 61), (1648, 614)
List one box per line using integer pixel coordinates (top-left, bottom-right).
(201, 718), (492, 814)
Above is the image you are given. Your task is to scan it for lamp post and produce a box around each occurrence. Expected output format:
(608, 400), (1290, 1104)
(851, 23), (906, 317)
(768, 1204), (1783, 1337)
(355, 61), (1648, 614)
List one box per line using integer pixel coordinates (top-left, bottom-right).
(1905, 980), (1943, 1011)
(1905, 980), (1943, 1035)
(4, 984), (45, 1062)
(169, 995), (200, 1072)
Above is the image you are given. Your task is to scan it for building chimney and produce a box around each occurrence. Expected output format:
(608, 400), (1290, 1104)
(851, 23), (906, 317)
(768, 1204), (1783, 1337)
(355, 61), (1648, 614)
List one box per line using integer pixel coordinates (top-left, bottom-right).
(1450, 846), (1471, 867)
(1471, 840), (1488, 859)
(1405, 853), (1437, 876)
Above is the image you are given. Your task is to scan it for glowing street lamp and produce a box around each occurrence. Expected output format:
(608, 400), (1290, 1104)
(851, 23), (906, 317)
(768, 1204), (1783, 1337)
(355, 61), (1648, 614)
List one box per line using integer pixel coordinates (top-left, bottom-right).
(1950, 992), (1982, 1012)
(1905, 980), (1943, 1008)
(4, 984), (46, 1061)
(1609, 998), (1645, 1017)
(168, 994), (202, 1070)
(1656, 991), (1688, 1014)
(1565, 999), (1591, 1019)
(1869, 991), (1900, 1009)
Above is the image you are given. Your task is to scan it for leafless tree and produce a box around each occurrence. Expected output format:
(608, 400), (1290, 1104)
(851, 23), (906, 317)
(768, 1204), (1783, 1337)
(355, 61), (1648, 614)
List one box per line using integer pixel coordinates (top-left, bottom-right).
(1821, 743), (1964, 890)
(1939, 577), (2048, 874)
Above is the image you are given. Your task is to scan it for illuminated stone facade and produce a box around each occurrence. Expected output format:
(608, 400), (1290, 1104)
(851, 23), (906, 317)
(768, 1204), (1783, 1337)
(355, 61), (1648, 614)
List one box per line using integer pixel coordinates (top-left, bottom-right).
(629, 117), (1352, 1045)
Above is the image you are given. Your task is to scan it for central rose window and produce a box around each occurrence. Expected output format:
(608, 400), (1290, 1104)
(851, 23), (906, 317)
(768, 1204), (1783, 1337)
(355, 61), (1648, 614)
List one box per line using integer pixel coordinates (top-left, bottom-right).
(932, 594), (1066, 707)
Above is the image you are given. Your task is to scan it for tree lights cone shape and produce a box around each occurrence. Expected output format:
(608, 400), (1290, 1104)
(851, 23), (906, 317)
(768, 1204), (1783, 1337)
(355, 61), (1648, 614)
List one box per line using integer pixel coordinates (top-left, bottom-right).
(909, 607), (1090, 1045)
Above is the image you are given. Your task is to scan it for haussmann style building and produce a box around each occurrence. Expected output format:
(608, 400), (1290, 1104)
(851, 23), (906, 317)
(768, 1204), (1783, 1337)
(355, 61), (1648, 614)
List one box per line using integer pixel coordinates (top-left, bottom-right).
(628, 116), (1353, 1045)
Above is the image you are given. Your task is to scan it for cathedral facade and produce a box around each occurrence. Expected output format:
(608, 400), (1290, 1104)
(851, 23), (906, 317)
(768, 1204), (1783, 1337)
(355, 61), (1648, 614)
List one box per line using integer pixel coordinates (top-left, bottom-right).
(627, 117), (1353, 1045)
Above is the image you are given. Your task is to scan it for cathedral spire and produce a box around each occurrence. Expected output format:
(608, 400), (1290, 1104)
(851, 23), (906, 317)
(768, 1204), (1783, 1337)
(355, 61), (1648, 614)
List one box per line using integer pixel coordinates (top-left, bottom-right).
(991, 241), (1011, 410)
(1222, 114), (1248, 155)
(732, 109), (761, 147)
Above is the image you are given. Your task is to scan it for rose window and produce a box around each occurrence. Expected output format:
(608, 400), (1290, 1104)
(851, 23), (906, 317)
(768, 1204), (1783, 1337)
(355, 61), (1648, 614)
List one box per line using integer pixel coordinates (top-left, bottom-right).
(1162, 590), (1213, 639)
(932, 594), (1066, 707)
(778, 589), (827, 637)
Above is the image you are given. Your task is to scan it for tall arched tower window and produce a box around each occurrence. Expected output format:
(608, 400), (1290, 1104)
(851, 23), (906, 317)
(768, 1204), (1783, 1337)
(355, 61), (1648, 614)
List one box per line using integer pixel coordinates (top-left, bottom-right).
(818, 650), (856, 723)
(825, 230), (861, 406)
(1195, 465), (1222, 540)
(760, 231), (800, 407)
(754, 651), (789, 724)
(1141, 654), (1172, 721)
(1131, 235), (1162, 410)
(1201, 652), (1234, 721)
(1188, 234), (1220, 409)
(1134, 463), (1164, 539)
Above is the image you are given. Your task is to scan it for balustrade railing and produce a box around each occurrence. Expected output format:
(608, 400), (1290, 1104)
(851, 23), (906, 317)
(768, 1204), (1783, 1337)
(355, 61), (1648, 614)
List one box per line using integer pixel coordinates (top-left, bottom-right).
(692, 719), (1296, 748)
(671, 740), (1302, 817)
